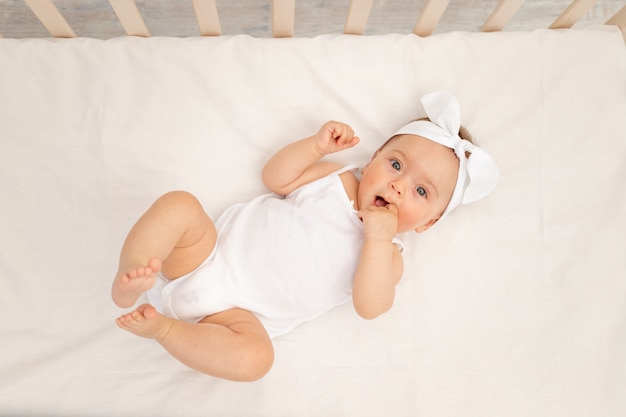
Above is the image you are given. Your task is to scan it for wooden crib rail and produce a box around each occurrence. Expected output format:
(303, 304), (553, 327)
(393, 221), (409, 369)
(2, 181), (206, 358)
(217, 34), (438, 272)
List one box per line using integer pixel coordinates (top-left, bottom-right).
(481, 0), (526, 32)
(109, 0), (149, 37)
(606, 4), (626, 35)
(272, 0), (295, 38)
(413, 0), (452, 37)
(344, 0), (374, 35)
(193, 0), (222, 36)
(2, 0), (625, 40)
(21, 0), (76, 38)
(549, 0), (598, 29)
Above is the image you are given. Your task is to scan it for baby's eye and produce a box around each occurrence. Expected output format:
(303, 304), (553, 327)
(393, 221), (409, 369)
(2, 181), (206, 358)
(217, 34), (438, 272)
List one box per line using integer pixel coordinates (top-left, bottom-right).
(416, 186), (427, 197)
(391, 160), (401, 171)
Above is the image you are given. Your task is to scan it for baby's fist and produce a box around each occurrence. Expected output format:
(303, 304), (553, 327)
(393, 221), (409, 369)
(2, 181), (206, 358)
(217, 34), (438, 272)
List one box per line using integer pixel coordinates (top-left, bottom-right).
(358, 203), (398, 241)
(314, 121), (360, 155)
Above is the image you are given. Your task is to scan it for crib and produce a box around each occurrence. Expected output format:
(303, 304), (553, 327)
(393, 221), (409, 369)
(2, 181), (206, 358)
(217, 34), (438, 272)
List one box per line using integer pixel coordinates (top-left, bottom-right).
(2, 0), (626, 38)
(1, 1), (625, 417)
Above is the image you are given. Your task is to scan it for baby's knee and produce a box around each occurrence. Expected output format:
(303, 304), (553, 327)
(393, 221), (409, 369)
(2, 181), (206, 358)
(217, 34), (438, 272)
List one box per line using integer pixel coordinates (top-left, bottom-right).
(159, 190), (200, 206)
(236, 341), (275, 382)
(157, 191), (204, 214)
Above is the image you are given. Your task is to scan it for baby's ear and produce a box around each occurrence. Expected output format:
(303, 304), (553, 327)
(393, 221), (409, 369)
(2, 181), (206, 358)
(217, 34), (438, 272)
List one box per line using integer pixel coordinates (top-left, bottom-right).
(415, 217), (439, 233)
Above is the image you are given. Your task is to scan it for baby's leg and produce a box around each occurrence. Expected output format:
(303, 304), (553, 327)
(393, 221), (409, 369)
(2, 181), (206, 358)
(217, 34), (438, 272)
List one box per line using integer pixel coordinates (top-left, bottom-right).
(112, 191), (217, 308)
(117, 305), (274, 381)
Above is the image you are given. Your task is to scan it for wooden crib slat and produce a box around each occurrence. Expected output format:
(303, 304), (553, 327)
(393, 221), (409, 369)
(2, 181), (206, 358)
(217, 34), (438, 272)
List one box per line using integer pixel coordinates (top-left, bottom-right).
(108, 0), (149, 37)
(344, 0), (373, 35)
(606, 5), (626, 41)
(413, 0), (451, 37)
(193, 0), (222, 36)
(606, 4), (626, 27)
(481, 0), (525, 32)
(550, 0), (598, 29)
(272, 0), (295, 38)
(24, 0), (76, 38)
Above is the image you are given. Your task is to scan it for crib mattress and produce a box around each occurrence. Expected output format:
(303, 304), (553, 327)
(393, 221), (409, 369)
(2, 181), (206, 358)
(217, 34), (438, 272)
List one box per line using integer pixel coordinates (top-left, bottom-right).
(1, 27), (625, 417)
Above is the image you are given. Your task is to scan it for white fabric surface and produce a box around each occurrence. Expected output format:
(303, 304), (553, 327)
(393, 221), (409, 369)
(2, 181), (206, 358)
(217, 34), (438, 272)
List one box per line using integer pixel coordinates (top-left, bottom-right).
(0, 27), (625, 417)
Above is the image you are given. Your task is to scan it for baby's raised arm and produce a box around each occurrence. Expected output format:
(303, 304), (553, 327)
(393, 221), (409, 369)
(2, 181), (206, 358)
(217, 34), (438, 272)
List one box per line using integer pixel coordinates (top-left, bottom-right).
(262, 121), (360, 196)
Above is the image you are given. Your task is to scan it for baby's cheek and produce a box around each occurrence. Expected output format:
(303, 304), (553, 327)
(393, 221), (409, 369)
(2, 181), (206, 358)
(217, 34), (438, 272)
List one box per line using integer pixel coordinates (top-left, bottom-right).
(398, 209), (422, 231)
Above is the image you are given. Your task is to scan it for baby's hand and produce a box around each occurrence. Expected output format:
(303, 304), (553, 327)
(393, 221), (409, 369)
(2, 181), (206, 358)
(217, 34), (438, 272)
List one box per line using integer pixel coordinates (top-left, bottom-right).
(358, 203), (398, 242)
(313, 121), (360, 155)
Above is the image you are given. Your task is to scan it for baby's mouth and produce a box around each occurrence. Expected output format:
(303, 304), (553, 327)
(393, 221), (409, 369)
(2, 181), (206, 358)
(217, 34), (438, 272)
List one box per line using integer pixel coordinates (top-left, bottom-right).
(374, 196), (389, 207)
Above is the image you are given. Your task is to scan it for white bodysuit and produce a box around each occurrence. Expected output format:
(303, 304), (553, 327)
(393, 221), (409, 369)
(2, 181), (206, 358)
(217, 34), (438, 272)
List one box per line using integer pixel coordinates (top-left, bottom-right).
(149, 165), (373, 338)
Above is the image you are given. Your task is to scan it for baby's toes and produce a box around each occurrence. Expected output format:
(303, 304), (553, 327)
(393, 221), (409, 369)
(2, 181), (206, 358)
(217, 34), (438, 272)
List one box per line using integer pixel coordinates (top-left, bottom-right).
(130, 310), (145, 323)
(137, 303), (158, 319)
(115, 315), (129, 329)
(147, 257), (162, 274)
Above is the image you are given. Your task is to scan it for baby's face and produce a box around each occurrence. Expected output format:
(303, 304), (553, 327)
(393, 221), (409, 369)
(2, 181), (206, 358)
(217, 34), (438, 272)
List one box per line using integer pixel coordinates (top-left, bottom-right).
(358, 134), (459, 233)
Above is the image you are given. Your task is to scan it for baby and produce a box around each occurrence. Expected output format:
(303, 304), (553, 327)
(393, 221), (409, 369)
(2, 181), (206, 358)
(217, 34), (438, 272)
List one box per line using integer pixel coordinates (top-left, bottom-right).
(111, 91), (498, 381)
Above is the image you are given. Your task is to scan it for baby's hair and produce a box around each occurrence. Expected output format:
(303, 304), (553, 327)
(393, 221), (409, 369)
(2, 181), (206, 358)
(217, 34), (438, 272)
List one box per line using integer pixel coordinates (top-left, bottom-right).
(380, 117), (475, 157)
(418, 117), (475, 159)
(458, 125), (474, 145)
(415, 117), (475, 149)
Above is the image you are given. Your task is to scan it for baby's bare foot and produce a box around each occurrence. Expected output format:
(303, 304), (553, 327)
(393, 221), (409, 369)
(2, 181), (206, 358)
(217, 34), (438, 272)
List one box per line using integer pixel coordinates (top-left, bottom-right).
(116, 304), (173, 340)
(112, 257), (162, 308)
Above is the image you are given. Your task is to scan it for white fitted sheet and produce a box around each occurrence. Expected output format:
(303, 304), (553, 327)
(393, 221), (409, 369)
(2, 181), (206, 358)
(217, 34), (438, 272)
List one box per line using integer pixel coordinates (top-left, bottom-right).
(0, 27), (625, 417)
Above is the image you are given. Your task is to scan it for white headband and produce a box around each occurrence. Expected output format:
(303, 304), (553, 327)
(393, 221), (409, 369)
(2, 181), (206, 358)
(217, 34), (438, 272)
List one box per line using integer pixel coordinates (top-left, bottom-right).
(392, 91), (499, 221)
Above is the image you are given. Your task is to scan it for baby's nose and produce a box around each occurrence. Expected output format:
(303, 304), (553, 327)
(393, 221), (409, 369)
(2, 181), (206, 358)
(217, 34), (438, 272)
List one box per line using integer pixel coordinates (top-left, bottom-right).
(390, 180), (405, 196)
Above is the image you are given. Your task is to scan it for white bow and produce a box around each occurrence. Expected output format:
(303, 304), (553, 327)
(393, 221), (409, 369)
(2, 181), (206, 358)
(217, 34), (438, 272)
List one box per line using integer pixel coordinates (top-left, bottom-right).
(392, 91), (499, 221)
